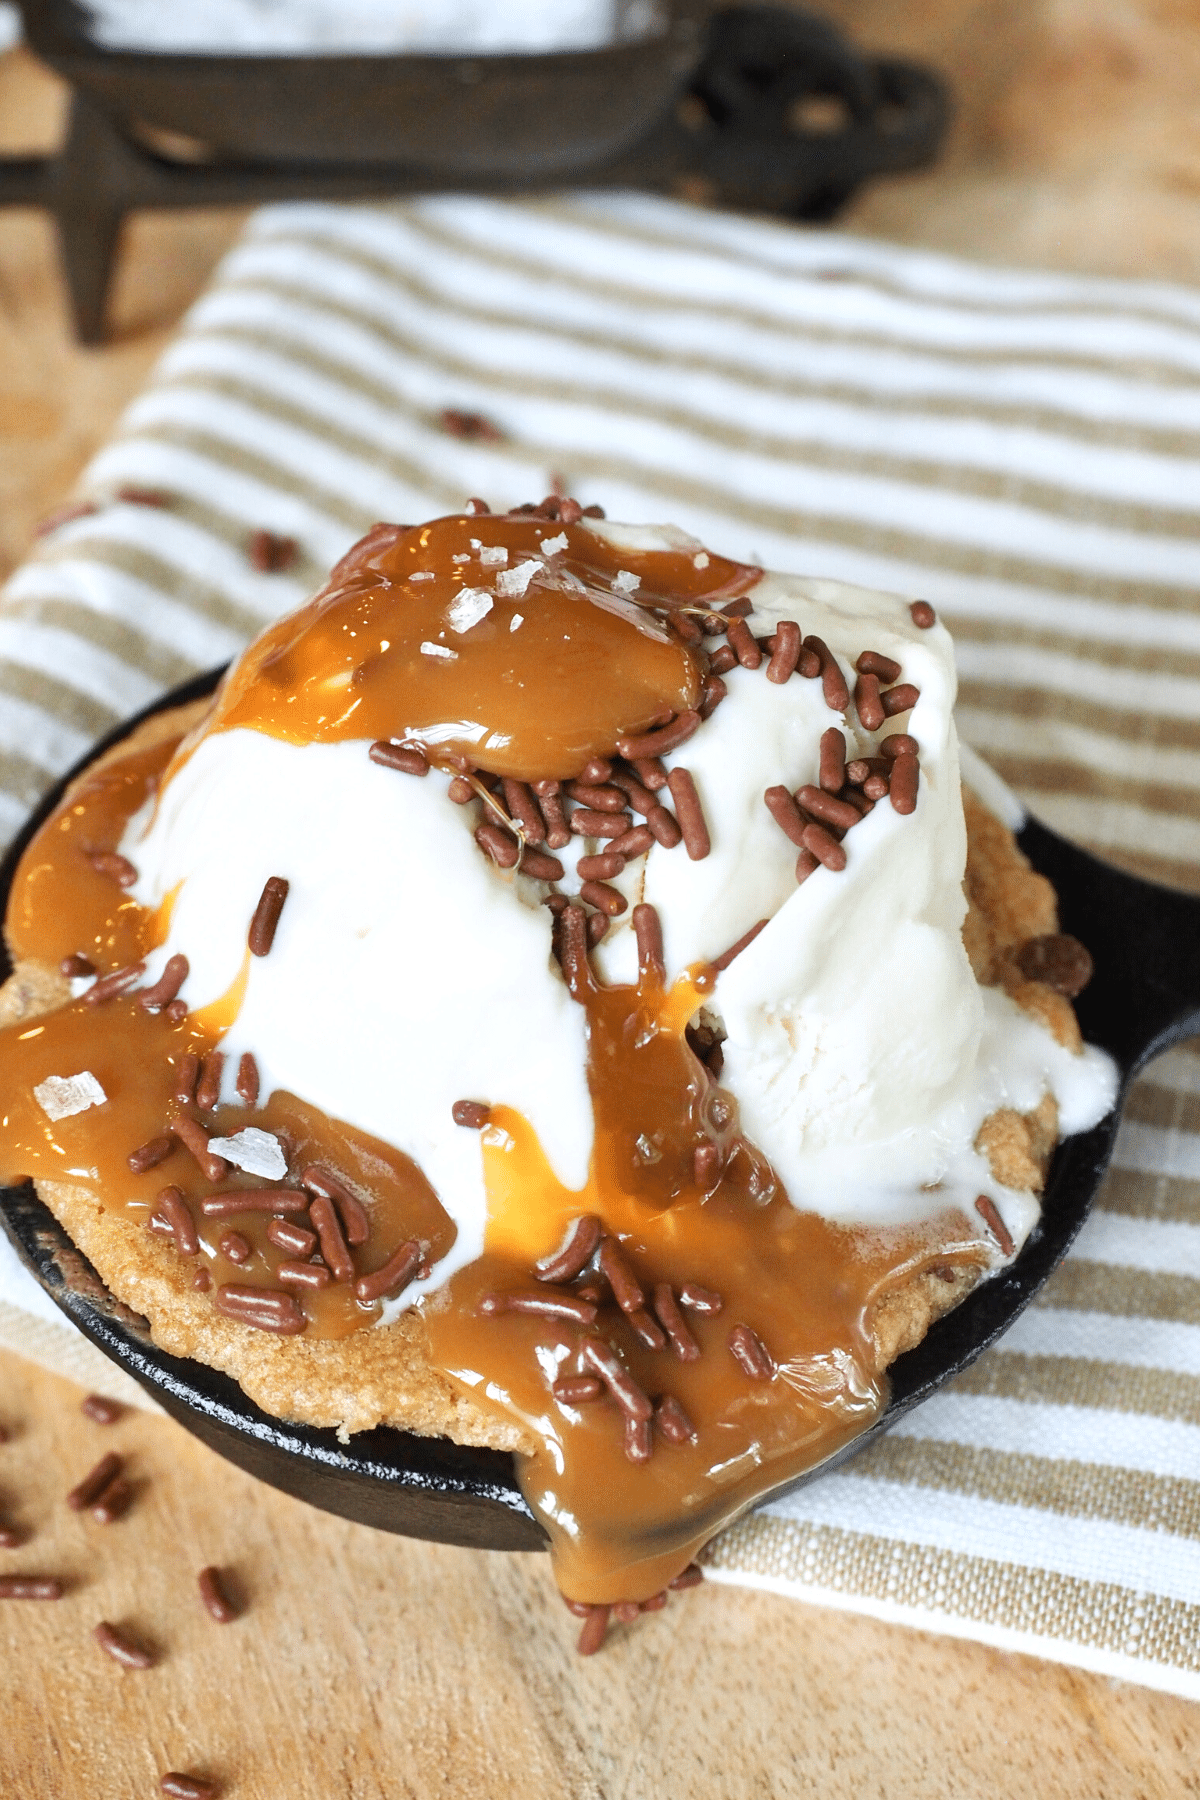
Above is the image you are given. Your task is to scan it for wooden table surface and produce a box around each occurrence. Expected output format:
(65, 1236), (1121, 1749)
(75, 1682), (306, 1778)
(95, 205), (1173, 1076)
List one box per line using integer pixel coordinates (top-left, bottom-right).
(3, 18), (1200, 1796)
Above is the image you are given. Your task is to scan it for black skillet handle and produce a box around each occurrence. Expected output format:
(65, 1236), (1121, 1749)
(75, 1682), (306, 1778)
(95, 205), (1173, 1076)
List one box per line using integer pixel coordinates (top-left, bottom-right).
(1018, 816), (1200, 1076)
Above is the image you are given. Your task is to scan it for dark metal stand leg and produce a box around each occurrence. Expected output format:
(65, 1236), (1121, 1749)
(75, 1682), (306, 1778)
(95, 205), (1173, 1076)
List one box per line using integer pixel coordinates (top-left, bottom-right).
(0, 10), (950, 345)
(47, 94), (136, 344)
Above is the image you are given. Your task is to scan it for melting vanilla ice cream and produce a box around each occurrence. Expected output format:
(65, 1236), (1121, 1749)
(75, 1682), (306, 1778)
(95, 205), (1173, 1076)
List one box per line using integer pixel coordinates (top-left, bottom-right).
(121, 519), (1116, 1303)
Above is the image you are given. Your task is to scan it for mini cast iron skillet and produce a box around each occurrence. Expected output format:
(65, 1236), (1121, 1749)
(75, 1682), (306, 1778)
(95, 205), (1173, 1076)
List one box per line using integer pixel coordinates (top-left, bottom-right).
(3, 667), (1200, 1554)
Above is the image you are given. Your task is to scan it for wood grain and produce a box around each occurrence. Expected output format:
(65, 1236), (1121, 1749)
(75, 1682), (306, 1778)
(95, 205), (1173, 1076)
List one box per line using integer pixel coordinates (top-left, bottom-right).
(3, 18), (1200, 1793)
(1, 1352), (1198, 1800)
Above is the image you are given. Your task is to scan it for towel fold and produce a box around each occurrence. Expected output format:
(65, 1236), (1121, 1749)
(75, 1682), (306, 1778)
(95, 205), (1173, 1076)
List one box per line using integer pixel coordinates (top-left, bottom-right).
(2, 191), (1199, 1695)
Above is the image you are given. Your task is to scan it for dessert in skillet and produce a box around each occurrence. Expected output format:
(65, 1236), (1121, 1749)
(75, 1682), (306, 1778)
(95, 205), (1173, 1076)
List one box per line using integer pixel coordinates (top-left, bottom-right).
(0, 499), (1116, 1635)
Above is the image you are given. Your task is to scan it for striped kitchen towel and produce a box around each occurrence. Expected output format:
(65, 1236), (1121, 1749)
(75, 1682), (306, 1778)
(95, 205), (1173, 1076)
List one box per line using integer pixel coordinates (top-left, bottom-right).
(2, 190), (1199, 1696)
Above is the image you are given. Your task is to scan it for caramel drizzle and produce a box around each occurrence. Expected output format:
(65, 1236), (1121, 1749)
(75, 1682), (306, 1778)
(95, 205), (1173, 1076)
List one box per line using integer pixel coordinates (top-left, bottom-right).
(0, 511), (986, 1617)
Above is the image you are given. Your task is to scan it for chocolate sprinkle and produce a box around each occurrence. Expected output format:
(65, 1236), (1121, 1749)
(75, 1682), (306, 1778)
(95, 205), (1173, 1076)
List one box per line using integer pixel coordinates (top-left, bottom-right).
(138, 954), (189, 1013)
(161, 1774), (219, 1798)
(199, 1188), (309, 1216)
(81, 1394), (123, 1426)
(581, 1338), (653, 1422)
(248, 528), (297, 573)
(67, 1453), (123, 1512)
(576, 1605), (611, 1655)
(881, 682), (921, 718)
(597, 1238), (645, 1314)
(196, 1051), (224, 1112)
(236, 1052), (260, 1107)
(535, 1214), (603, 1283)
(710, 918), (768, 974)
(666, 768), (710, 860)
(213, 1286), (307, 1335)
(626, 1307), (667, 1351)
(880, 733), (918, 759)
(632, 903), (666, 984)
(300, 1164), (371, 1245)
(557, 903), (591, 1002)
(369, 739), (429, 777)
(94, 1620), (156, 1669)
(728, 1323), (776, 1381)
(910, 600), (936, 628)
(552, 1375), (603, 1405)
(645, 804), (683, 849)
(277, 1261), (331, 1290)
(476, 821), (520, 868)
(974, 1194), (1016, 1258)
(452, 1100), (491, 1129)
(856, 650), (902, 683)
(653, 1284), (701, 1362)
(854, 670), (885, 732)
(615, 710), (701, 761)
(87, 850), (138, 887)
(580, 879), (627, 917)
(267, 1219), (317, 1257)
(764, 785), (809, 848)
(655, 1395), (698, 1445)
(248, 876), (289, 957)
(354, 1239), (424, 1306)
(175, 1053), (200, 1105)
(309, 1195), (354, 1284)
(800, 822), (846, 872)
(624, 1415), (653, 1463)
(0, 1577), (62, 1600)
(197, 1565), (239, 1624)
(726, 617), (762, 670)
(90, 1476), (132, 1525)
(818, 727), (846, 794)
(766, 620), (801, 683)
(127, 1133), (175, 1175)
(669, 1563), (705, 1590)
(158, 1185), (200, 1256)
(678, 1281), (723, 1315)
(889, 754), (920, 815)
(479, 1290), (599, 1325)
(803, 635), (850, 712)
(83, 960), (146, 1006)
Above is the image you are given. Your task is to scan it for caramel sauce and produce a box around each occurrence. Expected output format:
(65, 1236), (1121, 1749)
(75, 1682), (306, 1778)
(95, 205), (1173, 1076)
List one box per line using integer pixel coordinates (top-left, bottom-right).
(422, 956), (986, 1603)
(175, 514), (759, 781)
(7, 739), (173, 968)
(0, 987), (454, 1337)
(0, 520), (993, 1605)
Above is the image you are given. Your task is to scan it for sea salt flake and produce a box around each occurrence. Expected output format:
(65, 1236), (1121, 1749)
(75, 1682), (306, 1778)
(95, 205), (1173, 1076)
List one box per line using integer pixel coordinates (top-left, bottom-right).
(452, 553), (471, 562)
(693, 551), (710, 569)
(478, 545), (508, 567)
(510, 613), (524, 632)
(206, 1127), (288, 1181)
(539, 532), (568, 556)
(496, 559), (541, 598)
(410, 570), (436, 581)
(611, 569), (641, 595)
(447, 588), (494, 633)
(420, 641), (458, 660)
(34, 1071), (107, 1122)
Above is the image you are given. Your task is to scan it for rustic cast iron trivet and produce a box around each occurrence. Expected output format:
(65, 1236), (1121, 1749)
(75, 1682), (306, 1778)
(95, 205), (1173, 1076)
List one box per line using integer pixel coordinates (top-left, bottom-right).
(0, 1), (948, 342)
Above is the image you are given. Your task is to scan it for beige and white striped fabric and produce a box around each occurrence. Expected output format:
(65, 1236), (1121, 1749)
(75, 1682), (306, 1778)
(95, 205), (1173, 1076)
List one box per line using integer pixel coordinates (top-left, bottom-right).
(2, 191), (1200, 1696)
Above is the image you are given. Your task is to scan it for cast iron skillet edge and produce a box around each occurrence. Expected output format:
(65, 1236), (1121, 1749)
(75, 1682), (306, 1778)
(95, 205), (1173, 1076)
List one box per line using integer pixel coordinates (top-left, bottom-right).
(3, 667), (1199, 1549)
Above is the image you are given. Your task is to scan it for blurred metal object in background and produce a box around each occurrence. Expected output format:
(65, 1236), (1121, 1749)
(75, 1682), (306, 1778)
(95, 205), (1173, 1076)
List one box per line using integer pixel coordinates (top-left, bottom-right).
(0, 1), (948, 343)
